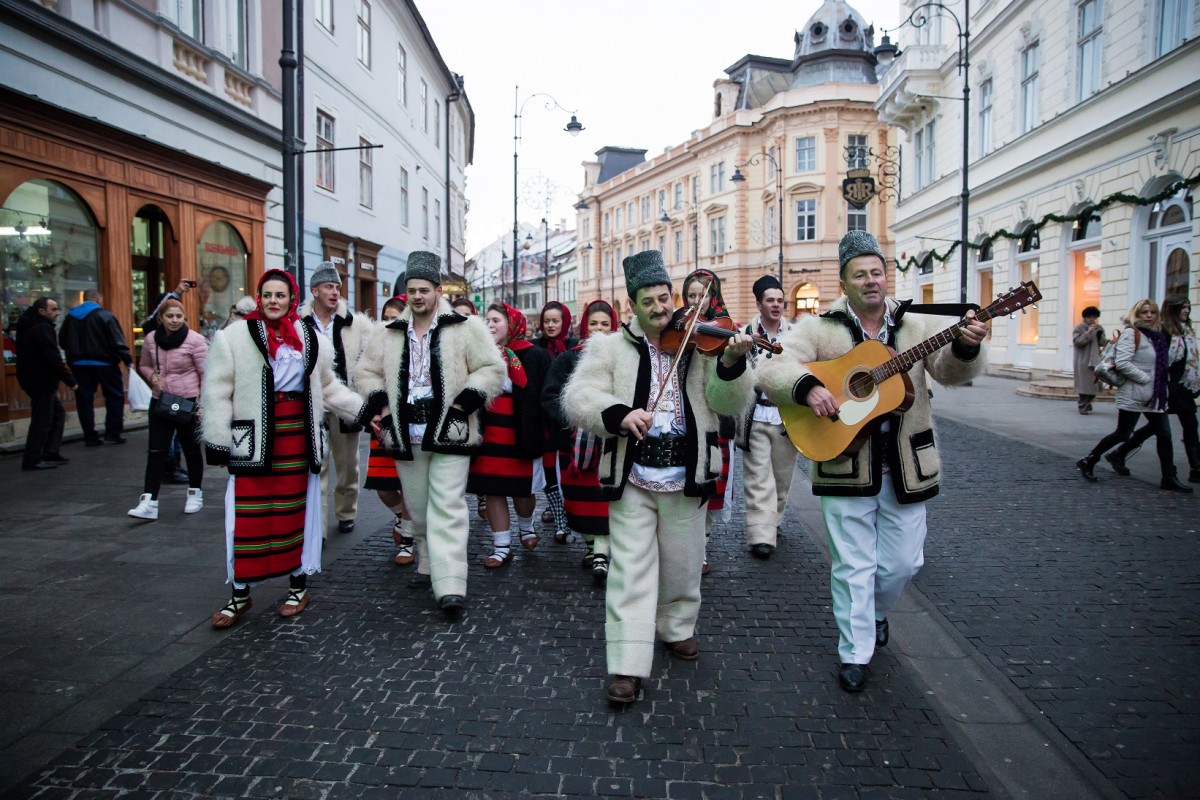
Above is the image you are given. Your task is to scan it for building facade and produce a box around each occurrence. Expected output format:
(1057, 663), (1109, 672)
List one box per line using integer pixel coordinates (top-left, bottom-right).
(575, 0), (894, 324)
(302, 0), (472, 317)
(1, 0), (282, 422)
(876, 0), (1199, 374)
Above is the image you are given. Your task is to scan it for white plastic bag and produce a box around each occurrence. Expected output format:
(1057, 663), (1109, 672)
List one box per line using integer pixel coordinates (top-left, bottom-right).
(128, 371), (152, 411)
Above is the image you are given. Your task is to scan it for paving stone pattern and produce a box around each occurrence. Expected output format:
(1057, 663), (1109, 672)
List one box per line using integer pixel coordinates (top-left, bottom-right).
(919, 419), (1200, 800)
(7, 467), (989, 799)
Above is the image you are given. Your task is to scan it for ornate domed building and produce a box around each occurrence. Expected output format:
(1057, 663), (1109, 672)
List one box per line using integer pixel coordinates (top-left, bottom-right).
(575, 0), (894, 323)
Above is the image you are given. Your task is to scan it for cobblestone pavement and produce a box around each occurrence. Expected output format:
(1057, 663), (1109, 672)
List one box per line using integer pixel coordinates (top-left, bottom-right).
(919, 419), (1200, 799)
(5, 467), (990, 799)
(4, 407), (1197, 798)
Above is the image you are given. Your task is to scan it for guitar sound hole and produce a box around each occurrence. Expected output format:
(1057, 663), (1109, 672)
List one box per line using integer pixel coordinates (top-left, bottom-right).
(847, 371), (875, 400)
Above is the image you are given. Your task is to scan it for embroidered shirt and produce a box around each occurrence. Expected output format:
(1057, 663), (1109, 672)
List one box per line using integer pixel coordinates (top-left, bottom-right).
(630, 338), (687, 493)
(406, 318), (438, 443)
(311, 313), (336, 341)
(270, 344), (305, 392)
(749, 315), (788, 425)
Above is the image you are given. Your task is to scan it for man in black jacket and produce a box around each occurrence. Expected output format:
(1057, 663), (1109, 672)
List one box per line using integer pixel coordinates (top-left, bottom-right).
(16, 297), (76, 470)
(59, 289), (132, 446)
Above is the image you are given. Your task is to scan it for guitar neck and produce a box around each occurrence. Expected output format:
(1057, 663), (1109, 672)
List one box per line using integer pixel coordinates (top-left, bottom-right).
(873, 306), (998, 381)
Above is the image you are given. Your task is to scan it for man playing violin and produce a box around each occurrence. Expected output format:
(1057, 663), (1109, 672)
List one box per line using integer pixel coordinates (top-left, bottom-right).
(756, 231), (988, 694)
(737, 275), (799, 561)
(562, 249), (755, 705)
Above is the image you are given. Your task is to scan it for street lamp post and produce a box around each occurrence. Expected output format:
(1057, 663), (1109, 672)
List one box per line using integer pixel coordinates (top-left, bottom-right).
(882, 1), (971, 302)
(512, 85), (584, 310)
(731, 147), (785, 287)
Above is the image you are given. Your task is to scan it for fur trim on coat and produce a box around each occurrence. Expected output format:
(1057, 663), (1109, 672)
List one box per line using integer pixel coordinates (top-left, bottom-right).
(560, 317), (754, 501)
(755, 296), (986, 503)
(354, 298), (506, 459)
(298, 298), (371, 390)
(201, 318), (367, 474)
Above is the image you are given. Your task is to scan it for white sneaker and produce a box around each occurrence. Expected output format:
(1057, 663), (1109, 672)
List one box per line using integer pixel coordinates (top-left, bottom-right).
(184, 488), (204, 514)
(128, 494), (159, 520)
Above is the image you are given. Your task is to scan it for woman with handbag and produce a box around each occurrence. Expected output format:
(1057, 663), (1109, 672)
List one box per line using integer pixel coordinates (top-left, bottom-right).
(1076, 298), (1192, 492)
(1104, 295), (1200, 483)
(129, 298), (207, 520)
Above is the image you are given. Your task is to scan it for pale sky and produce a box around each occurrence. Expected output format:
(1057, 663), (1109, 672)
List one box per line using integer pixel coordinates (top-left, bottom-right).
(417, 0), (903, 258)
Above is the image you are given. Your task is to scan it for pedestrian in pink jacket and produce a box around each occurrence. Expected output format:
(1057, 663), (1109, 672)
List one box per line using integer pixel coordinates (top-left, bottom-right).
(129, 298), (208, 520)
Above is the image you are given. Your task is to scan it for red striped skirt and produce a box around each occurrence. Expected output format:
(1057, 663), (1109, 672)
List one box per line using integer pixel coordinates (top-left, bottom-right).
(467, 392), (538, 497)
(558, 448), (609, 537)
(363, 435), (402, 491)
(707, 435), (732, 511)
(232, 398), (309, 583)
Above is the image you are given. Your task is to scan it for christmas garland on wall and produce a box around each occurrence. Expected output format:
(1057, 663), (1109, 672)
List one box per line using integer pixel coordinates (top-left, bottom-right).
(893, 172), (1200, 273)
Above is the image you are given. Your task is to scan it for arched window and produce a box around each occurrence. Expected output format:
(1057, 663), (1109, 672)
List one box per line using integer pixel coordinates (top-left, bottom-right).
(1, 179), (100, 363)
(1141, 181), (1192, 301)
(793, 283), (820, 318)
(197, 222), (248, 339)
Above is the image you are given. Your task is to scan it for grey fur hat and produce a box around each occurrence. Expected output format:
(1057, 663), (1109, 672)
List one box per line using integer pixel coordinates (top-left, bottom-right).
(309, 261), (341, 289)
(838, 230), (886, 275)
(404, 251), (442, 286)
(622, 249), (671, 298)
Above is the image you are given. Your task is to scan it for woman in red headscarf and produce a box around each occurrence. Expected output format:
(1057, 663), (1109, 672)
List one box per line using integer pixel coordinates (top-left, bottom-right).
(202, 268), (367, 629)
(533, 301), (577, 542)
(467, 303), (551, 567)
(683, 269), (735, 576)
(540, 299), (618, 585)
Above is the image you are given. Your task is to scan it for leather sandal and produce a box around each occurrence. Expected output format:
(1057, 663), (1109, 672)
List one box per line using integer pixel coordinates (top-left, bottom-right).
(211, 595), (252, 629)
(520, 531), (539, 551)
(393, 536), (415, 566)
(591, 553), (609, 586)
(484, 547), (514, 568)
(278, 589), (310, 618)
(541, 508), (554, 524)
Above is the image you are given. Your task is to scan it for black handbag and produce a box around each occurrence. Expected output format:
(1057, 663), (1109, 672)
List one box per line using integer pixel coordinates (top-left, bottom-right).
(153, 340), (196, 424)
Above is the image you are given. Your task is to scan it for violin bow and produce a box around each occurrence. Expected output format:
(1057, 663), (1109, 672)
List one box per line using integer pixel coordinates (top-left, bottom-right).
(647, 278), (712, 416)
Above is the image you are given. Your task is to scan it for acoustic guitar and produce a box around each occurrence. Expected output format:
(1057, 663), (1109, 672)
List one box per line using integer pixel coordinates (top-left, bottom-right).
(780, 281), (1042, 462)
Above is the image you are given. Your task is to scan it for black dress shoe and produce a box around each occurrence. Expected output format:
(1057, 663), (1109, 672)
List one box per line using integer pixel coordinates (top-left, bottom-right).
(407, 573), (432, 588)
(42, 453), (69, 463)
(1105, 452), (1130, 476)
(1161, 476), (1194, 493)
(103, 436), (127, 445)
(838, 663), (869, 693)
(750, 543), (774, 560)
(84, 438), (104, 447)
(875, 618), (889, 648)
(1189, 469), (1200, 484)
(440, 594), (465, 620)
(337, 519), (356, 534)
(21, 461), (58, 471)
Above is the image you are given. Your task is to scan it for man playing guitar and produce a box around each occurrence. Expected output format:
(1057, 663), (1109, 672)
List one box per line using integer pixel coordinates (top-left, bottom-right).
(756, 231), (988, 693)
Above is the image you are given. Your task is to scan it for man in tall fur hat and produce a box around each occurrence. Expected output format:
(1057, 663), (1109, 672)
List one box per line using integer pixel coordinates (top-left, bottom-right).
(755, 231), (988, 693)
(562, 249), (754, 705)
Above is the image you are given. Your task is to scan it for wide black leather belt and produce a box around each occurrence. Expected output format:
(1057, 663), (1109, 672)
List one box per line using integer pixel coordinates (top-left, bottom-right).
(274, 391), (304, 401)
(637, 433), (687, 468)
(406, 397), (436, 424)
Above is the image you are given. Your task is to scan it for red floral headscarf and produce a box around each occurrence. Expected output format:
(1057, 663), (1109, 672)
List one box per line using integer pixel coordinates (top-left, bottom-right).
(682, 269), (729, 321)
(492, 303), (530, 388)
(537, 301), (574, 358)
(579, 299), (618, 341)
(245, 269), (303, 358)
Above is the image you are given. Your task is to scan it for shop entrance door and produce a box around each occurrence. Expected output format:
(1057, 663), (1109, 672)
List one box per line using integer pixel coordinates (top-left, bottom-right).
(131, 206), (171, 351)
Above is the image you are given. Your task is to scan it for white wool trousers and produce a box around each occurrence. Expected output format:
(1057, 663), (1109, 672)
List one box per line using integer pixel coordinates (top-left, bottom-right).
(741, 421), (799, 547)
(820, 473), (927, 665)
(395, 449), (471, 599)
(320, 412), (361, 521)
(605, 483), (707, 678)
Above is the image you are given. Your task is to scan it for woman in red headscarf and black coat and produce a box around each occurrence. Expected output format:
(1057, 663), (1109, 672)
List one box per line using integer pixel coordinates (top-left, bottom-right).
(468, 303), (552, 567)
(533, 301), (577, 542)
(202, 269), (367, 629)
(541, 299), (618, 584)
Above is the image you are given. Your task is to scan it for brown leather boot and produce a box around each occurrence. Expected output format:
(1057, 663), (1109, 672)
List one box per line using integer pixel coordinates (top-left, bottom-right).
(606, 675), (641, 704)
(665, 638), (700, 660)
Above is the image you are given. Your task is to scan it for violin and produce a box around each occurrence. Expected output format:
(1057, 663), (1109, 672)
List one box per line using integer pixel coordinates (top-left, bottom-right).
(659, 305), (783, 357)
